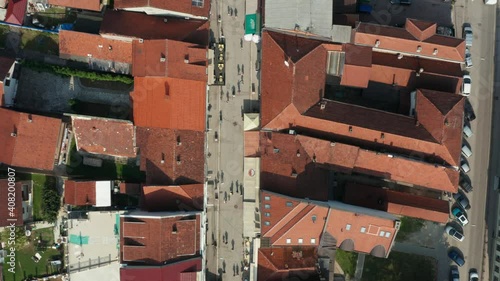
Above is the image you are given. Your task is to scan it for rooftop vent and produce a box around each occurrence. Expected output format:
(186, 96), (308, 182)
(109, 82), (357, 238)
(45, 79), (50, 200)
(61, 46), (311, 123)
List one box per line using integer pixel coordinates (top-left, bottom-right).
(419, 68), (424, 73)
(184, 54), (189, 64)
(139, 39), (144, 43)
(348, 126), (353, 132)
(108, 45), (112, 51)
(375, 40), (380, 47)
(291, 171), (298, 178)
(330, 142), (335, 146)
(10, 132), (16, 137)
(176, 155), (181, 165)
(433, 48), (438, 55)
(289, 129), (296, 135)
(161, 153), (165, 164)
(273, 148), (280, 153)
(397, 53), (403, 59)
(177, 136), (182, 146)
(297, 150), (301, 157)
(320, 102), (326, 110)
(381, 133), (385, 139)
(416, 46), (422, 52)
(284, 60), (290, 67)
(98, 44), (103, 48)
(27, 114), (32, 122)
(312, 154), (317, 162)
(163, 18), (168, 23)
(160, 57), (166, 62)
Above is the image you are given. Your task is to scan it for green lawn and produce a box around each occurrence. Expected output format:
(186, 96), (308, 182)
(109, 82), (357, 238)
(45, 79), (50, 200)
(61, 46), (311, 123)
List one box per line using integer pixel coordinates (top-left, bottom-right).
(66, 138), (145, 182)
(20, 29), (59, 55)
(335, 249), (358, 277)
(3, 227), (62, 281)
(395, 217), (425, 242)
(362, 252), (436, 281)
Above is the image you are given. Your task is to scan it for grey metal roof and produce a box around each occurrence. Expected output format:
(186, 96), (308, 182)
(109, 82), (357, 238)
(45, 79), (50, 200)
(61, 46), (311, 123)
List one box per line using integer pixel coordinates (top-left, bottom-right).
(264, 0), (334, 38)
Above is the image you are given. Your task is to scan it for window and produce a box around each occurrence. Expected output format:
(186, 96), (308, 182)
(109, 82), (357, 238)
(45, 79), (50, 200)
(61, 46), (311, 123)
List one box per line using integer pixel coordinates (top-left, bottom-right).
(264, 196), (271, 201)
(286, 238), (291, 244)
(495, 277), (499, 281)
(385, 232), (391, 238)
(495, 266), (499, 273)
(346, 224), (351, 231)
(264, 221), (270, 226)
(264, 204), (271, 209)
(496, 244), (500, 252)
(264, 212), (271, 217)
(286, 202), (293, 207)
(298, 238), (303, 244)
(192, 0), (204, 7)
(379, 231), (385, 237)
(310, 238), (316, 244)
(360, 227), (366, 233)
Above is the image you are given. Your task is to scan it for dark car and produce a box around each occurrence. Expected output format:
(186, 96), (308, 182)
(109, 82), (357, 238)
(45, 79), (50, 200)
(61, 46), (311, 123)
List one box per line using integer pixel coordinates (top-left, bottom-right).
(464, 98), (476, 122)
(453, 191), (471, 210)
(448, 250), (465, 267)
(459, 178), (473, 193)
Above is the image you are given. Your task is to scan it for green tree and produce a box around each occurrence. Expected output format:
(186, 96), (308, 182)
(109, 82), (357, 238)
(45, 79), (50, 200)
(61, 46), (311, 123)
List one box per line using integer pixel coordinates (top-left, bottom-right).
(0, 227), (29, 248)
(41, 188), (60, 223)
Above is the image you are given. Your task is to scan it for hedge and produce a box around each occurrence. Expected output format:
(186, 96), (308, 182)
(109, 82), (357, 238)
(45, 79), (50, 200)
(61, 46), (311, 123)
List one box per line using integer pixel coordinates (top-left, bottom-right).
(21, 59), (134, 84)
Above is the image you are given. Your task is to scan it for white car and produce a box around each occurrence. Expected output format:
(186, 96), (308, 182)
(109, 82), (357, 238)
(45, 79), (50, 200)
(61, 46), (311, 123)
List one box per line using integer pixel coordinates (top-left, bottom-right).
(462, 75), (471, 96)
(463, 25), (473, 47)
(445, 226), (464, 242)
(452, 207), (469, 226)
(469, 270), (479, 281)
(484, 0), (497, 5)
(465, 48), (472, 68)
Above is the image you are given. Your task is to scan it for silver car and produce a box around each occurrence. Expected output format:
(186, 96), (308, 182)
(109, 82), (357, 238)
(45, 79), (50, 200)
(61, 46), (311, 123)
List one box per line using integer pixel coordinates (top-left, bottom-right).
(465, 48), (473, 68)
(446, 226), (464, 242)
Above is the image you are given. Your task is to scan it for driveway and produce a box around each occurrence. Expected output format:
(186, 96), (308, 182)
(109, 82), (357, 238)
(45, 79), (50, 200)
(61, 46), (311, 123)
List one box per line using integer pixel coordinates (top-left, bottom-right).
(14, 68), (130, 115)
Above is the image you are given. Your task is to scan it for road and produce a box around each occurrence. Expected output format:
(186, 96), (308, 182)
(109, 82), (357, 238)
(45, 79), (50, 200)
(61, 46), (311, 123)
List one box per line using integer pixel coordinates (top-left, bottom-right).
(447, 0), (495, 280)
(205, 0), (260, 280)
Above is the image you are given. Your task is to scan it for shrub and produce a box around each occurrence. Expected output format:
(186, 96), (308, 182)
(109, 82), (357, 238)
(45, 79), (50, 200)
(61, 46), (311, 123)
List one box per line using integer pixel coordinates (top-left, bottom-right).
(21, 60), (134, 84)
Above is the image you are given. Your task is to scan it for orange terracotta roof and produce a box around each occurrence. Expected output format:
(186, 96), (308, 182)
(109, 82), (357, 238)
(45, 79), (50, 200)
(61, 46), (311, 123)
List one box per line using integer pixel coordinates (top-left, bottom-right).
(141, 184), (204, 211)
(340, 44), (372, 88)
(64, 180), (96, 206)
(59, 30), (133, 64)
(100, 10), (209, 45)
(48, 0), (102, 11)
(244, 131), (260, 157)
(257, 247), (320, 281)
(0, 108), (61, 171)
(71, 116), (137, 158)
(261, 190), (398, 257)
(120, 212), (200, 264)
(353, 19), (466, 62)
(264, 132), (459, 193)
(343, 182), (449, 223)
(132, 39), (207, 81)
(114, 0), (210, 18)
(136, 127), (204, 185)
(131, 77), (205, 131)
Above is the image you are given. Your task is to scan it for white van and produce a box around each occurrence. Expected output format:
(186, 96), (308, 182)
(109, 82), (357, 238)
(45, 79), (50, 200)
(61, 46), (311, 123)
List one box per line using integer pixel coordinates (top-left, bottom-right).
(462, 143), (472, 158)
(485, 0), (497, 5)
(463, 124), (473, 138)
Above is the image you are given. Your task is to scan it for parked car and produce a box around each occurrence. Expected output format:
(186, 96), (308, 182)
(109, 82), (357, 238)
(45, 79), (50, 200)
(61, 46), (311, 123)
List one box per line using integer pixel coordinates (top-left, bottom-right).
(465, 48), (473, 68)
(450, 266), (460, 281)
(459, 174), (474, 193)
(454, 191), (471, 210)
(445, 226), (465, 242)
(452, 207), (469, 226)
(462, 75), (471, 96)
(390, 0), (411, 4)
(484, 0), (497, 5)
(469, 269), (479, 281)
(464, 98), (476, 122)
(463, 24), (473, 47)
(463, 119), (473, 138)
(460, 157), (470, 173)
(462, 142), (472, 158)
(448, 250), (465, 267)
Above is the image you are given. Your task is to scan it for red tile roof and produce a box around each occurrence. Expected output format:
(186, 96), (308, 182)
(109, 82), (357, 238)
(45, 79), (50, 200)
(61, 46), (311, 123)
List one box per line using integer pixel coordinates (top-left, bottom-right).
(245, 131), (260, 157)
(48, 0), (102, 11)
(141, 184), (204, 211)
(132, 39), (207, 81)
(120, 212), (200, 264)
(340, 44), (372, 88)
(114, 0), (210, 18)
(64, 180), (96, 206)
(120, 183), (142, 197)
(344, 182), (450, 223)
(5, 0), (27, 25)
(131, 77), (205, 131)
(0, 179), (23, 226)
(353, 19), (465, 62)
(263, 132), (459, 193)
(100, 10), (209, 45)
(261, 190), (398, 257)
(59, 30), (133, 64)
(0, 108), (62, 171)
(71, 116), (137, 158)
(257, 247), (320, 281)
(120, 257), (202, 281)
(136, 127), (204, 185)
